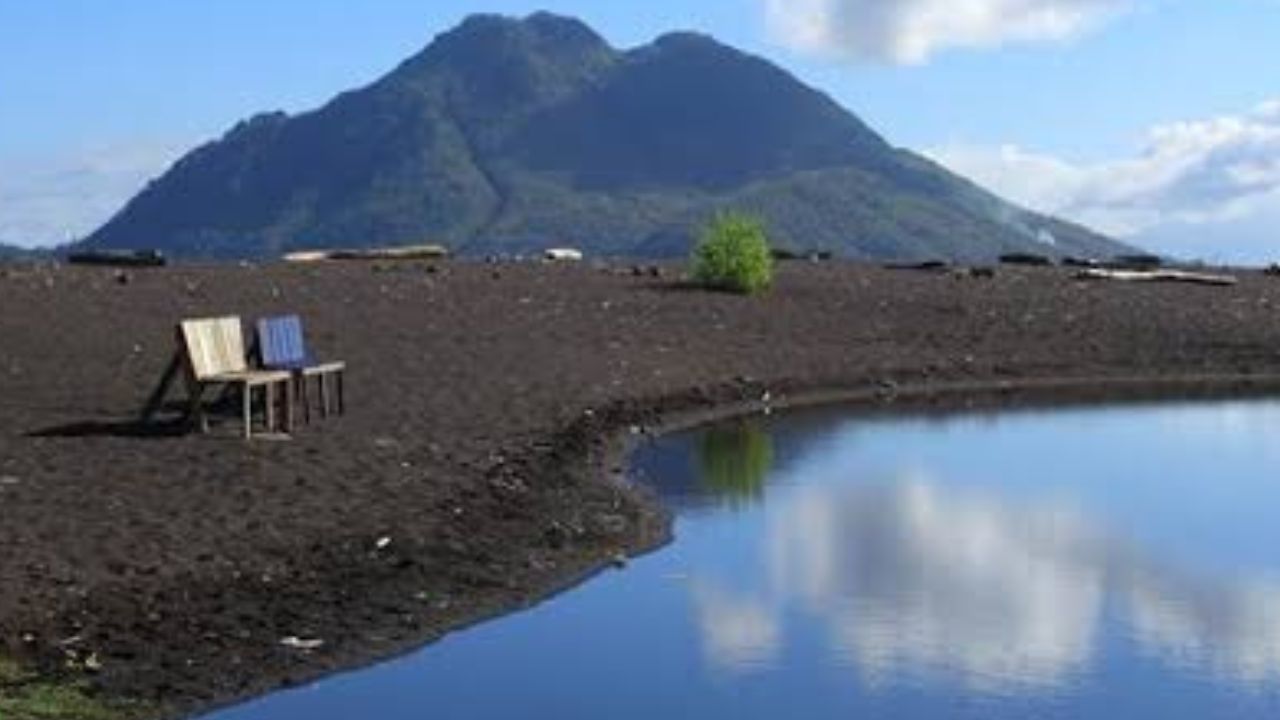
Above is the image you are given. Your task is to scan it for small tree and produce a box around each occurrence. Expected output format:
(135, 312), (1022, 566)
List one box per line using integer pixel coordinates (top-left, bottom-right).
(691, 212), (774, 295)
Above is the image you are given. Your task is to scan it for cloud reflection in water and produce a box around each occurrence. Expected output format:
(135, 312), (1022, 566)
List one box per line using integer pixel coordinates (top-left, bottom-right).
(769, 479), (1105, 690)
(690, 583), (782, 672)
(1127, 571), (1280, 686)
(690, 470), (1280, 693)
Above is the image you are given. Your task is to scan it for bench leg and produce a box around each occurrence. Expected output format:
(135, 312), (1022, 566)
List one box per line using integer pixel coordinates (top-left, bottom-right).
(187, 382), (209, 434)
(242, 384), (252, 439)
(319, 373), (329, 418)
(284, 378), (295, 433)
(300, 375), (311, 425)
(336, 370), (345, 415)
(266, 382), (276, 433)
(140, 353), (182, 423)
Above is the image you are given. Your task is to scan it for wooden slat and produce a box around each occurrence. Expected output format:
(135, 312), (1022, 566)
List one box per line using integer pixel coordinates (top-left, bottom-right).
(181, 317), (248, 379)
(258, 315), (307, 367)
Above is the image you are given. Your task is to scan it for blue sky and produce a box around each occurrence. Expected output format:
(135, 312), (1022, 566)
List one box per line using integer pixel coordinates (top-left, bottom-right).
(3, 0), (1279, 261)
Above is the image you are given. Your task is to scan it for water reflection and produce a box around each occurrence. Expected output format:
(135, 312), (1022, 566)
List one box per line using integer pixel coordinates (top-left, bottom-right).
(694, 421), (775, 507)
(766, 479), (1105, 690)
(690, 582), (781, 671)
(692, 470), (1280, 692)
(1127, 571), (1280, 685)
(200, 402), (1280, 720)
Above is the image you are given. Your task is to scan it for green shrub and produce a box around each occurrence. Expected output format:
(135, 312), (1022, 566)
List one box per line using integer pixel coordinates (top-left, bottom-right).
(691, 212), (774, 294)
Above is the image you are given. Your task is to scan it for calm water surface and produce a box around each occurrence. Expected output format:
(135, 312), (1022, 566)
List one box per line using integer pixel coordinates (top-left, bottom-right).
(207, 400), (1280, 719)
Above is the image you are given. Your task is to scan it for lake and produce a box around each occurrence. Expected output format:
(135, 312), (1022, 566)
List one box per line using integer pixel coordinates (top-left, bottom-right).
(205, 399), (1280, 719)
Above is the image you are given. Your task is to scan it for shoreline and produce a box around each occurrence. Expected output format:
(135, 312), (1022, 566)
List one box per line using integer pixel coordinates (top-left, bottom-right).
(188, 370), (1280, 720)
(231, 371), (1280, 718)
(3, 260), (1280, 718)
(608, 371), (1280, 442)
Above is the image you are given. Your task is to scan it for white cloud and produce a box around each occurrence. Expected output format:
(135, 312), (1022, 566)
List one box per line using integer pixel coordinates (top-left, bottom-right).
(0, 141), (187, 248)
(929, 99), (1280, 263)
(765, 0), (1130, 64)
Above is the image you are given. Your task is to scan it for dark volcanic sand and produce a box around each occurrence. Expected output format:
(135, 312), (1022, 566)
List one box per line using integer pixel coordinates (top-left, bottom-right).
(3, 260), (1280, 717)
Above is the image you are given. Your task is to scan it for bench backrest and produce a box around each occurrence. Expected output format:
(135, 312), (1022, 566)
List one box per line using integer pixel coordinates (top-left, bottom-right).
(180, 316), (248, 379)
(257, 314), (308, 368)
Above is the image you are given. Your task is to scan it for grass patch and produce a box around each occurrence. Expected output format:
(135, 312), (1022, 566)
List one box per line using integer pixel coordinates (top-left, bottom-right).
(0, 657), (153, 720)
(0, 656), (30, 683)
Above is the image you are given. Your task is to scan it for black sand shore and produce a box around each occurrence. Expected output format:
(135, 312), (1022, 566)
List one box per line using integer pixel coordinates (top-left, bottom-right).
(2, 260), (1280, 717)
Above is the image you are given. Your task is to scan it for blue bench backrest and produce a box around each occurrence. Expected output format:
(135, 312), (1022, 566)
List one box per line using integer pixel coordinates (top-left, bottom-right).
(257, 315), (309, 369)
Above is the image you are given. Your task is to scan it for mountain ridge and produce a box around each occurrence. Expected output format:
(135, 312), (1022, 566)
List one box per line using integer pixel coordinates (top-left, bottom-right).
(82, 12), (1134, 261)
(0, 243), (40, 260)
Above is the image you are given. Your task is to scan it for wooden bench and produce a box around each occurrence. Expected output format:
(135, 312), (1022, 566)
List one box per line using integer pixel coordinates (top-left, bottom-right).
(256, 315), (346, 423)
(142, 316), (293, 438)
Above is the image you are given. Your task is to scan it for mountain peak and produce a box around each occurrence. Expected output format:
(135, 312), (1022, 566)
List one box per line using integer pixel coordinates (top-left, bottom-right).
(387, 12), (615, 92)
(431, 12), (610, 55)
(523, 11), (607, 45)
(653, 30), (723, 50)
